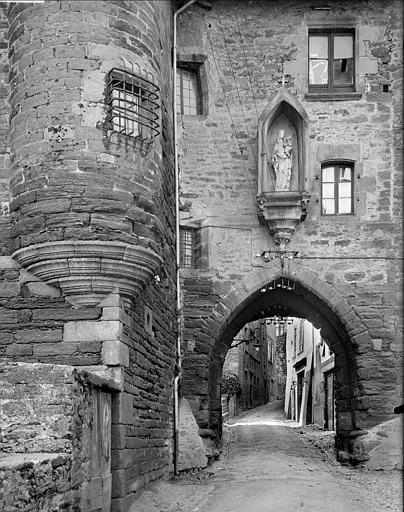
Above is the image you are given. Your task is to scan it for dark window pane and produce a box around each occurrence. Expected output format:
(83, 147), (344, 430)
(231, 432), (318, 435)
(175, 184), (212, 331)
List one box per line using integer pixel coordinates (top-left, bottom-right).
(333, 58), (353, 85)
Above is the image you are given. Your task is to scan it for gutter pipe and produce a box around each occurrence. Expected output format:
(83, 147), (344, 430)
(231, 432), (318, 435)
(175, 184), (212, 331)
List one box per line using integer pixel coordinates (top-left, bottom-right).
(173, 0), (196, 476)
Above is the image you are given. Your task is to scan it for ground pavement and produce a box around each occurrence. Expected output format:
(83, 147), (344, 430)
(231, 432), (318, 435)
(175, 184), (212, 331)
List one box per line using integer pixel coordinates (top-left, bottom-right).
(131, 401), (402, 512)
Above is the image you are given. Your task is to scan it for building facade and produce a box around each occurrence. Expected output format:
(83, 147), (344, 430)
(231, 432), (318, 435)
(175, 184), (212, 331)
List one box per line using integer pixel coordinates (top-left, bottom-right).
(0, 0), (402, 510)
(222, 319), (275, 415)
(285, 318), (335, 429)
(177, 0), (402, 466)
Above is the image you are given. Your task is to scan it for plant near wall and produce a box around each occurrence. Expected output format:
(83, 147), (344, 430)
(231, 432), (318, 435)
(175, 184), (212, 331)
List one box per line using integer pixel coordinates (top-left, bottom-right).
(222, 373), (242, 397)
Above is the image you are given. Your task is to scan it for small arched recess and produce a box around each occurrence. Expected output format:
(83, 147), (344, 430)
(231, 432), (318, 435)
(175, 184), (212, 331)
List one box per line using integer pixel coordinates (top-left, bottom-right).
(258, 88), (309, 193)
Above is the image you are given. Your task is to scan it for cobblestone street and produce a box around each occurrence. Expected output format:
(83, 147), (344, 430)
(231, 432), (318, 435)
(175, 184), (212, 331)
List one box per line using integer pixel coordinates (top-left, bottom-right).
(132, 402), (402, 512)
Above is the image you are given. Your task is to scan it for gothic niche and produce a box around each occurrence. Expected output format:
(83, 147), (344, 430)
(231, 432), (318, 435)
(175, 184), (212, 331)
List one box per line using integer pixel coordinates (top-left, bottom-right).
(257, 88), (310, 249)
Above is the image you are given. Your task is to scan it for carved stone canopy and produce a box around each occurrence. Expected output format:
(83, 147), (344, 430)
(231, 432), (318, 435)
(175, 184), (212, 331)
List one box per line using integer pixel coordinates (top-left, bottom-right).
(257, 88), (310, 249)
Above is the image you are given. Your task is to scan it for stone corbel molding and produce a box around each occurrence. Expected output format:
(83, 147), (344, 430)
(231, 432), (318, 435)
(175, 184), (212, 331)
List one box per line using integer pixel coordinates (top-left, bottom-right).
(12, 240), (163, 306)
(257, 191), (311, 250)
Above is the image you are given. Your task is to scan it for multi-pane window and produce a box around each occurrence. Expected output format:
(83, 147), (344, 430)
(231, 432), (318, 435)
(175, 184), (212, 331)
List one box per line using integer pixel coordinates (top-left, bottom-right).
(106, 68), (160, 141)
(309, 30), (355, 93)
(322, 164), (354, 215)
(180, 227), (196, 268)
(176, 67), (201, 115)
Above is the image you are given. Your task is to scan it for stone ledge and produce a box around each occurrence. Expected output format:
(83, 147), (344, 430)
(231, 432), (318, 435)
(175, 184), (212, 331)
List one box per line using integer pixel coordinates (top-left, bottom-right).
(12, 240), (163, 306)
(0, 452), (69, 470)
(304, 92), (362, 101)
(77, 365), (124, 391)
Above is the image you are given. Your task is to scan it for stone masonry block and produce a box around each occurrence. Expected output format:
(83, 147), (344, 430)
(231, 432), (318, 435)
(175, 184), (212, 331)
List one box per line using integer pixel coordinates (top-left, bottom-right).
(359, 55), (378, 75)
(25, 281), (61, 297)
(0, 281), (20, 297)
(112, 392), (133, 425)
(0, 257), (19, 270)
(102, 340), (129, 367)
(5, 344), (33, 356)
(111, 424), (126, 450)
(63, 320), (122, 342)
(111, 497), (125, 512)
(111, 469), (126, 499)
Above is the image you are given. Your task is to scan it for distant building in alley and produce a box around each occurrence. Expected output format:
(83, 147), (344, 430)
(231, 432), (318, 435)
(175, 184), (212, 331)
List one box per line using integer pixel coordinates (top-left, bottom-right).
(285, 319), (335, 430)
(222, 319), (287, 417)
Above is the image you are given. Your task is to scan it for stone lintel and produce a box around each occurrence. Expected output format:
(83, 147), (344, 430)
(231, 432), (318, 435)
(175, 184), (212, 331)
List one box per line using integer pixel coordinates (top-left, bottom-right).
(77, 365), (124, 391)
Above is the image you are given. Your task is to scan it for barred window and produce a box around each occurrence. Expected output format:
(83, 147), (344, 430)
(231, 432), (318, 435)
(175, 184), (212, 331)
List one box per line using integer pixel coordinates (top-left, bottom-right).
(180, 227), (195, 268)
(179, 227), (201, 268)
(106, 68), (160, 141)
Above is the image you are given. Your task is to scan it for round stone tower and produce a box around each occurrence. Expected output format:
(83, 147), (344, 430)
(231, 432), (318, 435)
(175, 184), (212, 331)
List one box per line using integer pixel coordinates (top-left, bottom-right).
(8, 0), (174, 306)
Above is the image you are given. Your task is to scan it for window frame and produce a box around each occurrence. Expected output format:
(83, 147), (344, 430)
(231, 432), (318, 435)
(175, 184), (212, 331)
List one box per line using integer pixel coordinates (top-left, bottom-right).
(321, 162), (355, 216)
(176, 64), (203, 116)
(106, 68), (160, 141)
(308, 28), (356, 94)
(179, 226), (200, 268)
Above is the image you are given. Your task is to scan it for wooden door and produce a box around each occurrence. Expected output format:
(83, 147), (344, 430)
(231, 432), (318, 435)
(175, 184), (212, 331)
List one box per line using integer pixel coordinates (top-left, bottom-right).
(297, 371), (304, 421)
(90, 387), (112, 512)
(324, 371), (335, 431)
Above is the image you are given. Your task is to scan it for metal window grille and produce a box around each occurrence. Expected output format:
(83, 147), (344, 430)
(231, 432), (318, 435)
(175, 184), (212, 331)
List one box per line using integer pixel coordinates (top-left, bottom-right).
(180, 228), (195, 268)
(106, 68), (160, 141)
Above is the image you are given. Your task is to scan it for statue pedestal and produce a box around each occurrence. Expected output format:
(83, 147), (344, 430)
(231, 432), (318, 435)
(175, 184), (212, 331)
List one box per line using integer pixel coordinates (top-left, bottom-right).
(257, 191), (310, 250)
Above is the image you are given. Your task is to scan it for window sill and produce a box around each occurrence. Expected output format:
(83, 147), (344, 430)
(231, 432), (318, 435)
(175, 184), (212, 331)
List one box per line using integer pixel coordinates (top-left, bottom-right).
(321, 213), (355, 218)
(305, 92), (362, 102)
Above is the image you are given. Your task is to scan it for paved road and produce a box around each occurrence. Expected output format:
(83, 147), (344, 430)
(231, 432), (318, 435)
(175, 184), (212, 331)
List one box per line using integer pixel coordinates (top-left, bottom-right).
(132, 401), (401, 512)
(196, 401), (372, 512)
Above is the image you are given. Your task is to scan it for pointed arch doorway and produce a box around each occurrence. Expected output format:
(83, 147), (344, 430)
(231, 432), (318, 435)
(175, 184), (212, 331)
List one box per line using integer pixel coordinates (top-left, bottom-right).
(181, 264), (373, 464)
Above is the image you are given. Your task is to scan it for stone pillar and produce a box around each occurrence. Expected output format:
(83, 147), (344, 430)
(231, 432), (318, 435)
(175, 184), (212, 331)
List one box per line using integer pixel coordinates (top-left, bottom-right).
(8, 0), (174, 306)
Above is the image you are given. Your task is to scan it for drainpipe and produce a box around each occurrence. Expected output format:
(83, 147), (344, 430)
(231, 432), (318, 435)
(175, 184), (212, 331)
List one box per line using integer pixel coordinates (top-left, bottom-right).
(173, 0), (196, 476)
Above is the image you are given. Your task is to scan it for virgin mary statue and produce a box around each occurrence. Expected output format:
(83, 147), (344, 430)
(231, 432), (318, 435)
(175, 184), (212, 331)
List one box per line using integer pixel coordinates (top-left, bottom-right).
(271, 129), (292, 191)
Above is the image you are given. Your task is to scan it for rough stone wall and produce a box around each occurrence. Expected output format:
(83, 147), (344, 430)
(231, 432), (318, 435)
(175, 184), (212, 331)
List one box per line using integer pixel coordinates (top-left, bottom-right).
(0, 3), (10, 255)
(111, 284), (177, 510)
(0, 257), (102, 364)
(0, 257), (177, 508)
(0, 362), (101, 512)
(177, 0), (403, 453)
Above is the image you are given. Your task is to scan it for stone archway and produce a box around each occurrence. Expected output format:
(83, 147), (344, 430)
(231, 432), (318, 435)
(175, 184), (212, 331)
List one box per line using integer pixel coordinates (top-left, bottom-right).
(181, 260), (375, 464)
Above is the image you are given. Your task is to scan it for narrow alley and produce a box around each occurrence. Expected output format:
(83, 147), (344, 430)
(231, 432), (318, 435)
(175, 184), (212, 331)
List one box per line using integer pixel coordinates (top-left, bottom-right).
(132, 402), (402, 512)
